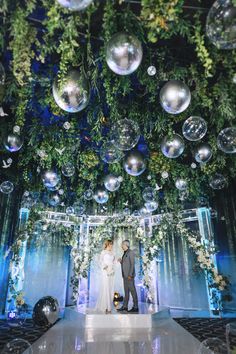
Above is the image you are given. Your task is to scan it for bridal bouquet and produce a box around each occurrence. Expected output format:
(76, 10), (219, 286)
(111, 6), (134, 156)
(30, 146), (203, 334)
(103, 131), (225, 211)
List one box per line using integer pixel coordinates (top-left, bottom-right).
(105, 265), (115, 277)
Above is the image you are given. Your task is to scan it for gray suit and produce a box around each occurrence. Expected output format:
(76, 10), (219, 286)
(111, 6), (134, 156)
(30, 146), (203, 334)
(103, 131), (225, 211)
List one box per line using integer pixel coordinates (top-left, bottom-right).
(121, 249), (138, 309)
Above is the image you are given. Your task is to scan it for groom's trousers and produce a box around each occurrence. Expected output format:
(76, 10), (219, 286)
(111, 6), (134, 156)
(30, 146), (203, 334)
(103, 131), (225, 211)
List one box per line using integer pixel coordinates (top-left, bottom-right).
(123, 277), (138, 308)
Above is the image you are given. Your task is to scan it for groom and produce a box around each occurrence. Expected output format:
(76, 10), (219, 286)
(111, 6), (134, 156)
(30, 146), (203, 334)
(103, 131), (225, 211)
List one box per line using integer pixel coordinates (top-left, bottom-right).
(117, 240), (139, 313)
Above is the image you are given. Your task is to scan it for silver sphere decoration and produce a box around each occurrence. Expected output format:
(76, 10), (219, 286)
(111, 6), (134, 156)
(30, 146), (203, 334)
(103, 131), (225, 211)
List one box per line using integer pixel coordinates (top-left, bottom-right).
(147, 65), (157, 76)
(111, 118), (140, 151)
(161, 134), (185, 159)
(53, 69), (90, 113)
(61, 162), (75, 177)
(182, 116), (207, 141)
(206, 0), (236, 50)
(217, 127), (236, 154)
(160, 80), (191, 114)
(33, 296), (59, 326)
(42, 170), (61, 189)
(194, 143), (212, 164)
(100, 141), (123, 164)
(2, 339), (33, 354)
(175, 178), (188, 191)
(56, 0), (93, 11)
(199, 337), (227, 354)
(48, 193), (60, 207)
(104, 174), (120, 192)
(66, 206), (75, 214)
(145, 201), (158, 213)
(142, 187), (156, 202)
(0, 62), (6, 85)
(84, 189), (93, 200)
(93, 188), (109, 204)
(4, 133), (23, 152)
(0, 181), (14, 194)
(74, 201), (85, 216)
(106, 32), (143, 76)
(191, 162), (197, 169)
(209, 173), (227, 190)
(123, 150), (146, 176)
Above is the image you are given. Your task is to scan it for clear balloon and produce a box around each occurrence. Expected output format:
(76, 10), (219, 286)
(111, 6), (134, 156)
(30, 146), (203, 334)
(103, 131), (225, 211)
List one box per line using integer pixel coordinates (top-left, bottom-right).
(140, 206), (150, 217)
(206, 0), (236, 50)
(42, 171), (61, 189)
(0, 181), (14, 194)
(209, 173), (227, 190)
(93, 189), (109, 204)
(33, 296), (59, 326)
(217, 127), (236, 154)
(142, 187), (156, 202)
(56, 0), (93, 11)
(160, 80), (191, 114)
(199, 337), (227, 354)
(161, 134), (185, 159)
(182, 116), (207, 141)
(66, 206), (75, 214)
(106, 32), (143, 75)
(145, 201), (158, 213)
(53, 69), (90, 113)
(104, 174), (120, 192)
(62, 162), (75, 177)
(123, 150), (146, 176)
(2, 338), (33, 354)
(84, 189), (93, 200)
(194, 143), (212, 163)
(4, 133), (23, 152)
(74, 201), (85, 215)
(100, 141), (123, 164)
(111, 118), (140, 151)
(175, 178), (188, 191)
(0, 62), (6, 85)
(48, 193), (60, 207)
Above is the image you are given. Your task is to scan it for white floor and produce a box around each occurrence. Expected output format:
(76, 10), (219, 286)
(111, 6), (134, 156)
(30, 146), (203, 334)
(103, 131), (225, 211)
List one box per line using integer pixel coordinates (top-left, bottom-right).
(28, 316), (201, 354)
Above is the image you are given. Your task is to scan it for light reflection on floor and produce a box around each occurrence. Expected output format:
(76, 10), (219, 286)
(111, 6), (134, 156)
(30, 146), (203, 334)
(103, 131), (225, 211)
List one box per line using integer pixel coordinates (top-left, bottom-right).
(28, 317), (201, 354)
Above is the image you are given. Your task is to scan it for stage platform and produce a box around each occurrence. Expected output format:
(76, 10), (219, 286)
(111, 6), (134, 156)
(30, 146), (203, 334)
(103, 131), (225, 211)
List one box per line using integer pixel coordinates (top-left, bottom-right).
(64, 302), (170, 329)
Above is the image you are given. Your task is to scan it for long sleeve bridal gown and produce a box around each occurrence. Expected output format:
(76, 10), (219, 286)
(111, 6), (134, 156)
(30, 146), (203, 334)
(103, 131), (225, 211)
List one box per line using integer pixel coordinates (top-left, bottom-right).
(96, 250), (115, 312)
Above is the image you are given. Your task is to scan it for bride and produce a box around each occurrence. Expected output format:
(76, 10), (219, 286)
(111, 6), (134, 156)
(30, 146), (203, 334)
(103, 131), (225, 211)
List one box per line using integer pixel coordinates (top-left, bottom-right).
(96, 239), (115, 314)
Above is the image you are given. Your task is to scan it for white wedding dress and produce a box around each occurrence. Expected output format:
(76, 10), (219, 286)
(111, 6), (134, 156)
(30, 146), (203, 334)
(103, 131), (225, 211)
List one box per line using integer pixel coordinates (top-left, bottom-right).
(96, 250), (115, 312)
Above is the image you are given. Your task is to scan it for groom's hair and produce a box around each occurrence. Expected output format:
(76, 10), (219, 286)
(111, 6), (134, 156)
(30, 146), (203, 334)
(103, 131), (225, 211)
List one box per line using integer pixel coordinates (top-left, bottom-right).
(122, 240), (130, 248)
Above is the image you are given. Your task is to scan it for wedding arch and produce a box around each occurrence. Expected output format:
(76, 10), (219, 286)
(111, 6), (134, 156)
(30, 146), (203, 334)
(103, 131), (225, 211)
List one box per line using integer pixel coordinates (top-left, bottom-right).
(5, 207), (231, 313)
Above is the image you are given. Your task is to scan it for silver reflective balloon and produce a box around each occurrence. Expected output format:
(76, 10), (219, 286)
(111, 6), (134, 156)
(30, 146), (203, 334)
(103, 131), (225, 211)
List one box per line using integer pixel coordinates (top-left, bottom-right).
(33, 296), (59, 326)
(74, 201), (85, 215)
(104, 174), (120, 192)
(142, 187), (156, 202)
(111, 118), (140, 151)
(145, 201), (158, 213)
(194, 143), (212, 163)
(106, 32), (143, 75)
(182, 116), (207, 141)
(42, 171), (61, 189)
(4, 133), (23, 152)
(160, 80), (191, 114)
(93, 188), (109, 204)
(123, 150), (146, 176)
(2, 339), (33, 354)
(61, 162), (75, 177)
(0, 181), (14, 194)
(199, 337), (227, 354)
(0, 62), (6, 85)
(56, 0), (93, 11)
(161, 134), (185, 159)
(217, 127), (236, 153)
(175, 178), (188, 191)
(53, 70), (90, 113)
(209, 173), (227, 189)
(206, 0), (236, 50)
(66, 206), (75, 214)
(84, 189), (94, 200)
(100, 141), (123, 164)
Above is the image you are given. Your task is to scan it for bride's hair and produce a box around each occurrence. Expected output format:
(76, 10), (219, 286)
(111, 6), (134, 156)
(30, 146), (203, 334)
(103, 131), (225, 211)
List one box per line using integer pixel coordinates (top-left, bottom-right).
(104, 239), (113, 249)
